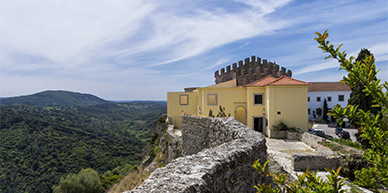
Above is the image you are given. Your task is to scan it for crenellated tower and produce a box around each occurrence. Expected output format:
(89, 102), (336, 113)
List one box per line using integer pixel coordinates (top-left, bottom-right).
(214, 55), (292, 86)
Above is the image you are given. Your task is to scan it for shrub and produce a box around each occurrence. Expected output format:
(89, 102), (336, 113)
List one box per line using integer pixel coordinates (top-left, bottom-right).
(340, 154), (370, 181)
(354, 167), (379, 190)
(208, 109), (214, 117)
(52, 168), (104, 193)
(253, 159), (346, 192)
(272, 122), (288, 131)
(157, 114), (167, 124)
(216, 105), (230, 117)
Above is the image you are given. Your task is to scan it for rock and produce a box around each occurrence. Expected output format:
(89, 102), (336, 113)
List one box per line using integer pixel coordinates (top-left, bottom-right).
(126, 116), (267, 193)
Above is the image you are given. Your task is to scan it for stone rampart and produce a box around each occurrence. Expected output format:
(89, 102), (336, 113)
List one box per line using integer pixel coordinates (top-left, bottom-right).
(214, 55), (292, 85)
(127, 116), (267, 193)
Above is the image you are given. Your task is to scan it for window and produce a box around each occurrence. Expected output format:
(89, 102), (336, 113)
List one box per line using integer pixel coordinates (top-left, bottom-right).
(207, 94), (217, 105)
(317, 97), (321, 102)
(254, 94), (263, 105)
(308, 108), (310, 114)
(338, 95), (344, 102)
(308, 97), (310, 102)
(179, 94), (188, 105)
(327, 96), (332, 102)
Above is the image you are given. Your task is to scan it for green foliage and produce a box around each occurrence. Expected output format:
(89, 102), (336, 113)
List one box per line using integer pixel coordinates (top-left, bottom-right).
(156, 114), (167, 124)
(271, 122), (297, 132)
(353, 167), (379, 190)
(339, 154), (369, 181)
(0, 90), (110, 106)
(315, 30), (388, 191)
(209, 109), (214, 117)
(316, 108), (323, 117)
(331, 138), (362, 150)
(216, 105), (231, 117)
(323, 99), (329, 122)
(148, 146), (161, 157)
(348, 49), (381, 124)
(100, 164), (135, 190)
(0, 101), (166, 193)
(52, 168), (104, 193)
(272, 122), (288, 131)
(253, 159), (346, 193)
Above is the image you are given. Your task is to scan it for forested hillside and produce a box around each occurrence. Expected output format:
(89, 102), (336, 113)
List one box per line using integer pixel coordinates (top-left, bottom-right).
(0, 101), (166, 193)
(0, 90), (110, 106)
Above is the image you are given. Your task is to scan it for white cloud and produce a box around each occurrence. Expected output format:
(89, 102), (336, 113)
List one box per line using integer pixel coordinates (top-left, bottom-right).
(0, 0), (154, 69)
(0, 0), (387, 99)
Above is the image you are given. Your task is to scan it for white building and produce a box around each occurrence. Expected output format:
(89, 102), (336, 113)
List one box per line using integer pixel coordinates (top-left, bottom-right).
(308, 82), (351, 120)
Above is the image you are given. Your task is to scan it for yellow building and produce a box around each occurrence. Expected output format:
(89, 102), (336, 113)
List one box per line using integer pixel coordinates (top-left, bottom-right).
(167, 75), (309, 135)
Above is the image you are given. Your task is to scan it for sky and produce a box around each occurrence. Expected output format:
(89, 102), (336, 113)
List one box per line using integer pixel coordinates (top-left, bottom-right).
(0, 0), (387, 100)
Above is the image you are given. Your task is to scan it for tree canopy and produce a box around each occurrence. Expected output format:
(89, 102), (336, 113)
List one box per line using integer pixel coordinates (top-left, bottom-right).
(0, 101), (166, 193)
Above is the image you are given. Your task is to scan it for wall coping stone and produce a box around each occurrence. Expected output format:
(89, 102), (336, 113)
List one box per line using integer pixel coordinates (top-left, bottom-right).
(126, 116), (267, 193)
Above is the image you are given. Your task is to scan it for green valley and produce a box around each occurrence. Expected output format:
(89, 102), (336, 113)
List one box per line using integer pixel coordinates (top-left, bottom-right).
(0, 91), (166, 193)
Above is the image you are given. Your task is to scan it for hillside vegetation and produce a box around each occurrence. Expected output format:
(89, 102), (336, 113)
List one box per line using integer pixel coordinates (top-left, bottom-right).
(0, 90), (110, 106)
(0, 91), (166, 193)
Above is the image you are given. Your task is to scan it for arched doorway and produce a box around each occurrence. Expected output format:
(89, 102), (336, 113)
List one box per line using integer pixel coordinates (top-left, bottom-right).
(235, 106), (247, 125)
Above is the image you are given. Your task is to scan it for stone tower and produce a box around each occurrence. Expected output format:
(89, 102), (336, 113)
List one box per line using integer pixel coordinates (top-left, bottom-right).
(214, 56), (292, 86)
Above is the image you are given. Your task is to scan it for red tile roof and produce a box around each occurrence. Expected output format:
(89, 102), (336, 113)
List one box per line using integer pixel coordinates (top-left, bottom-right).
(308, 82), (351, 91)
(245, 75), (309, 87)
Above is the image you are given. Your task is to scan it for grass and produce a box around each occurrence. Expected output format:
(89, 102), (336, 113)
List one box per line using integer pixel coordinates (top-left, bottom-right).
(320, 138), (363, 155)
(320, 141), (344, 153)
(331, 138), (362, 150)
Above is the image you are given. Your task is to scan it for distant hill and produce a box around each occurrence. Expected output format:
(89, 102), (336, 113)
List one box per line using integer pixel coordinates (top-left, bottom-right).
(0, 101), (167, 193)
(0, 90), (111, 106)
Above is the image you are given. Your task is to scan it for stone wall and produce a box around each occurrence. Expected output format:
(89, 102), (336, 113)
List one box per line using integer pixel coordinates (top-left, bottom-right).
(291, 133), (364, 171)
(214, 55), (292, 86)
(126, 116), (267, 193)
(301, 133), (363, 156)
(292, 154), (340, 171)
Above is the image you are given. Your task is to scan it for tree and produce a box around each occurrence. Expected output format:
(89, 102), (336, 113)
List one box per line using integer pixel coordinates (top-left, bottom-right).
(315, 30), (388, 191)
(323, 99), (328, 122)
(348, 49), (380, 126)
(52, 168), (104, 193)
(316, 108), (322, 118)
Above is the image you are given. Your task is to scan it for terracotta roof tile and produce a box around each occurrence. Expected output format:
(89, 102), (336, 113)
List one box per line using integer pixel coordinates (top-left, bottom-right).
(245, 75), (308, 87)
(308, 82), (351, 91)
(269, 76), (309, 86)
(245, 76), (277, 87)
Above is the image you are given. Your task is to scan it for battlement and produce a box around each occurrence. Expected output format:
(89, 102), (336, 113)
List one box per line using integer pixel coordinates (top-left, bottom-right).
(214, 56), (292, 86)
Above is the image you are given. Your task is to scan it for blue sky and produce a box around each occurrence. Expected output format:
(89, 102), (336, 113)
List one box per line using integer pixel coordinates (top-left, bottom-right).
(1, 0), (387, 100)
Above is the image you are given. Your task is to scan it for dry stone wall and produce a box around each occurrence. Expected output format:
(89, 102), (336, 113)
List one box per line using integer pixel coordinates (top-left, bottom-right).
(127, 116), (267, 193)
